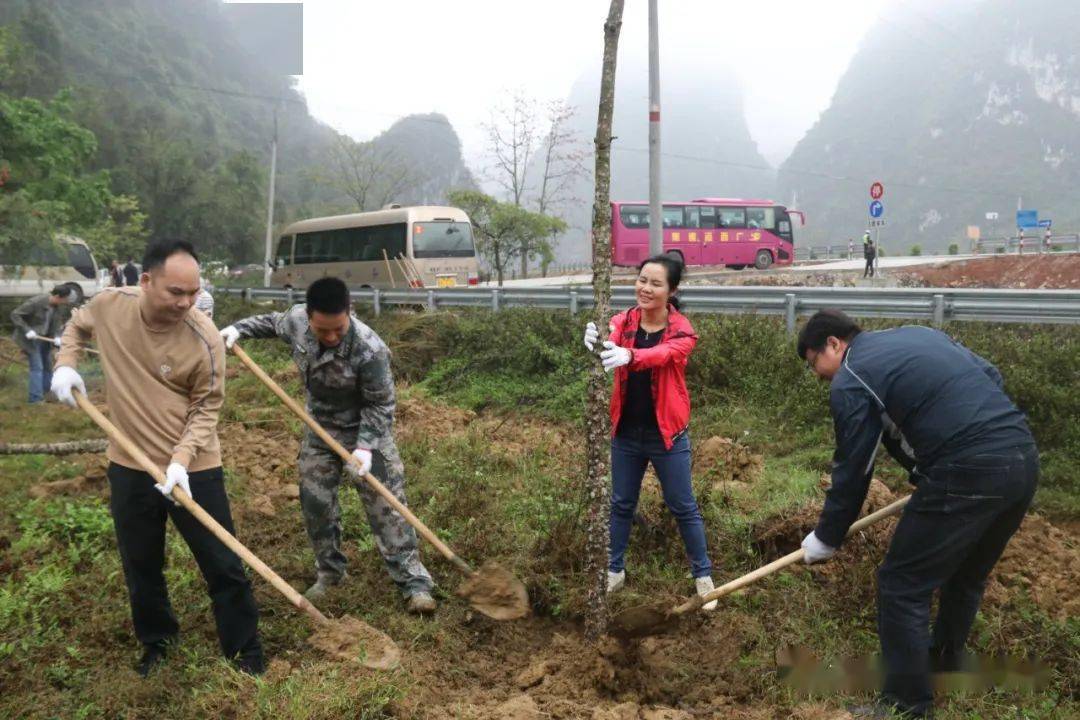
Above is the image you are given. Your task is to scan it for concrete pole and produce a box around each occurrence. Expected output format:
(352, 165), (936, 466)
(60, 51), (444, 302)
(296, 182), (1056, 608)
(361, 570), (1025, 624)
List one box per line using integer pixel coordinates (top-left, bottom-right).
(262, 107), (279, 288)
(647, 0), (662, 256)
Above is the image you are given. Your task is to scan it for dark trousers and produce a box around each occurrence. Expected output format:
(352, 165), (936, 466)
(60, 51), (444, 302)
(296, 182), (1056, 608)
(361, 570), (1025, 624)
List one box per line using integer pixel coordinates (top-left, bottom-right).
(864, 257), (875, 277)
(610, 426), (712, 578)
(877, 445), (1038, 717)
(107, 463), (263, 665)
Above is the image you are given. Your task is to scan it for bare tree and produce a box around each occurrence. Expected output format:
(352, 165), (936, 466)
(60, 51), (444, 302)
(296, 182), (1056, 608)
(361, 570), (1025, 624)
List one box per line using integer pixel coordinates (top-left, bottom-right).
(483, 90), (538, 208)
(583, 0), (624, 641)
(536, 100), (588, 217)
(329, 135), (419, 211)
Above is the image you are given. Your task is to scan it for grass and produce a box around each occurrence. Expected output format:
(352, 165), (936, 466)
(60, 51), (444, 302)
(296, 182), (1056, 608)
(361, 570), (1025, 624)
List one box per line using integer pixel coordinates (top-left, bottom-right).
(0, 302), (1077, 718)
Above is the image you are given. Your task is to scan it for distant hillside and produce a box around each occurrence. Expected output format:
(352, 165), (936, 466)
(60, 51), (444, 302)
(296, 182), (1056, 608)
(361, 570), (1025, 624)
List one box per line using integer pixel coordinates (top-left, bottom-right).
(0, 0), (475, 262)
(545, 54), (775, 265)
(777, 0), (1080, 253)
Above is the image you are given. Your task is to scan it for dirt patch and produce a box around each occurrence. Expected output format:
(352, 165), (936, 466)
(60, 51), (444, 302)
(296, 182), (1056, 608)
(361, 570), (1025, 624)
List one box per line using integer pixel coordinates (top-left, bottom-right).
(897, 255), (1080, 289)
(984, 513), (1080, 621)
(395, 390), (476, 443)
(218, 423), (298, 496)
(694, 435), (764, 488)
(307, 615), (401, 670)
(27, 453), (109, 499)
(456, 562), (531, 621)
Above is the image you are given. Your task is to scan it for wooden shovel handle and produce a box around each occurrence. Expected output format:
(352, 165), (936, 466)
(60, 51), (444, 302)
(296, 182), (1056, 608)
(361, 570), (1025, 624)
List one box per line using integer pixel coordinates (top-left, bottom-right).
(230, 343), (475, 577)
(73, 391), (328, 625)
(674, 494), (912, 615)
(36, 336), (99, 355)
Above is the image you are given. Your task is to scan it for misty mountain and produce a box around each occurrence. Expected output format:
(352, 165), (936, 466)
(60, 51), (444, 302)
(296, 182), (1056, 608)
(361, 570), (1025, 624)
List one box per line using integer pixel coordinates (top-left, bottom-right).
(544, 54), (775, 265)
(777, 0), (1080, 253)
(370, 113), (477, 206)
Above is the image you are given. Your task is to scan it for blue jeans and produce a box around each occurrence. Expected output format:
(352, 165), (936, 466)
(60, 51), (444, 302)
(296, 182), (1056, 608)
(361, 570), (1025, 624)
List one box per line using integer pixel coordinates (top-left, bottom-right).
(609, 426), (712, 578)
(25, 343), (53, 403)
(877, 444), (1038, 717)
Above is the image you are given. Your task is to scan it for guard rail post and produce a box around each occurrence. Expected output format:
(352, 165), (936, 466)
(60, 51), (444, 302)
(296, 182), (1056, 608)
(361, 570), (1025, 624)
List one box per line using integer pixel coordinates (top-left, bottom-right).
(785, 293), (798, 335)
(427, 290), (436, 312)
(492, 288), (500, 312)
(242, 287), (252, 304)
(932, 294), (946, 326)
(372, 288), (381, 317)
(569, 290), (578, 314)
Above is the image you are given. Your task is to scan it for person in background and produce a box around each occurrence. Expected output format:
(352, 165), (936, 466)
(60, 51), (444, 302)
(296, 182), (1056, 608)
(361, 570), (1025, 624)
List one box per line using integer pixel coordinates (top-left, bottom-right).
(863, 232), (876, 278)
(220, 277), (437, 613)
(51, 239), (265, 677)
(797, 310), (1037, 719)
(110, 259), (125, 287)
(583, 253), (719, 610)
(123, 257), (140, 286)
(195, 278), (214, 320)
(10, 283), (81, 403)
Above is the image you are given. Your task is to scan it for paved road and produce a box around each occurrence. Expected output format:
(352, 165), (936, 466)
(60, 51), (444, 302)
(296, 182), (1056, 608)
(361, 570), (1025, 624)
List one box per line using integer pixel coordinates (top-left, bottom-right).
(487, 254), (977, 288)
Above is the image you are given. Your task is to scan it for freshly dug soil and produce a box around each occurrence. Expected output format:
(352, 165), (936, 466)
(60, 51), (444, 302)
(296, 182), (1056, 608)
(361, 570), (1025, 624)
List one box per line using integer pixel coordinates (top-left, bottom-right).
(307, 615), (401, 670)
(457, 562), (531, 621)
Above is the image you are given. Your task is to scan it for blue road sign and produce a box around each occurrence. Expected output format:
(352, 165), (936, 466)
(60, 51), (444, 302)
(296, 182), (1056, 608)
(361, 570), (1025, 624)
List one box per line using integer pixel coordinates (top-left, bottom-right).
(1016, 210), (1038, 228)
(1037, 219), (1052, 228)
(869, 200), (884, 218)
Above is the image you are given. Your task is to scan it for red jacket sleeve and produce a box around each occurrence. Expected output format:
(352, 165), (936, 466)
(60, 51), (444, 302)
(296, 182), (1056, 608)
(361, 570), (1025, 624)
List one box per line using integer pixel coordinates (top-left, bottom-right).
(628, 330), (697, 370)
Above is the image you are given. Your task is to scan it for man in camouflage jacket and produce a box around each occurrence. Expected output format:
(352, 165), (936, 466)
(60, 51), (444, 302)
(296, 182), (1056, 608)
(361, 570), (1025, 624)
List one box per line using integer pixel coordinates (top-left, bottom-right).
(221, 277), (436, 613)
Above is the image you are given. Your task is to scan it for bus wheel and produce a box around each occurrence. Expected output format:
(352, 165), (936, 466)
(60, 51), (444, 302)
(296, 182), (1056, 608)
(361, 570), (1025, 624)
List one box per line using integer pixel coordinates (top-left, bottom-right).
(754, 250), (773, 270)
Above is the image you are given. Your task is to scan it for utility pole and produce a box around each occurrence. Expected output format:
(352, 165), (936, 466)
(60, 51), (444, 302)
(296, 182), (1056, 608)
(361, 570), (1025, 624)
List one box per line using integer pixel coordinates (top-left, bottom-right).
(647, 0), (662, 256)
(262, 106), (279, 288)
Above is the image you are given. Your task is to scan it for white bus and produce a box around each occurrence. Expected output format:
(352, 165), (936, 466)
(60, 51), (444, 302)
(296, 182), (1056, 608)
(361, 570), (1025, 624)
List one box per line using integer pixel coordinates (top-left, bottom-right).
(0, 235), (102, 298)
(270, 205), (479, 290)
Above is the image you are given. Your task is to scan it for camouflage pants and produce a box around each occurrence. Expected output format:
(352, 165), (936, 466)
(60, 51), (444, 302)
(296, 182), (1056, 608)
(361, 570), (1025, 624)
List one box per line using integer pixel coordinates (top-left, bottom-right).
(297, 426), (434, 597)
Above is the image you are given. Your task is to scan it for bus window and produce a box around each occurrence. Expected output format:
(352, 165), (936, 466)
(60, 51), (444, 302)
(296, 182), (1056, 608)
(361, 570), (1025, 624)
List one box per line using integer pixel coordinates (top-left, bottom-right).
(718, 208), (746, 228)
(412, 221), (474, 258)
(275, 235), (293, 266)
(619, 205), (649, 228)
(662, 205), (684, 228)
(365, 224), (407, 260)
(746, 207), (775, 230)
(685, 206), (701, 228)
(699, 206), (717, 229)
(777, 212), (793, 241)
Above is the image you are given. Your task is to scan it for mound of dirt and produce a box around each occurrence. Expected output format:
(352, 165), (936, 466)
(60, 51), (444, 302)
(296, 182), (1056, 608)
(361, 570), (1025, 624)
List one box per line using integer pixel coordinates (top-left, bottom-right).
(984, 513), (1080, 621)
(456, 562), (531, 621)
(27, 453), (109, 499)
(897, 254), (1080, 289)
(219, 424), (298, 496)
(693, 436), (763, 487)
(307, 615), (401, 670)
(395, 391), (476, 442)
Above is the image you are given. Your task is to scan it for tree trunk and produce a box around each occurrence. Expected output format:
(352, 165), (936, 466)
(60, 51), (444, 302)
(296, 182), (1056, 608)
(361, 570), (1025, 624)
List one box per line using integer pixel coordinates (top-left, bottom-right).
(0, 439), (108, 455)
(520, 241), (529, 280)
(495, 243), (504, 287)
(583, 0), (624, 642)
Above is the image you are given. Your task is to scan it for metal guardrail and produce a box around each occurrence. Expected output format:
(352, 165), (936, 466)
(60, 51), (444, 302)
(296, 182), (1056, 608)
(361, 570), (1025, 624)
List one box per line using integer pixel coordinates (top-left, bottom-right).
(218, 285), (1080, 333)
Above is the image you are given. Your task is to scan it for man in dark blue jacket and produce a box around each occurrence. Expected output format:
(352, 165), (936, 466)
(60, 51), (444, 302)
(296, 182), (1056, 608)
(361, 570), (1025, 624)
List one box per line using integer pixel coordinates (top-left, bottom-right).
(797, 310), (1038, 719)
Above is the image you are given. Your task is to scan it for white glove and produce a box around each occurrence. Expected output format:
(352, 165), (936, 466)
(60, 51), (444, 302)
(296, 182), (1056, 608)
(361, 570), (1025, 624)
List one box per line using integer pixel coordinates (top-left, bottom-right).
(50, 366), (86, 407)
(52, 336), (62, 348)
(346, 447), (373, 477)
(583, 322), (599, 352)
(220, 325), (240, 349)
(158, 463), (192, 503)
(801, 531), (837, 564)
(599, 341), (632, 372)
(25, 329), (38, 341)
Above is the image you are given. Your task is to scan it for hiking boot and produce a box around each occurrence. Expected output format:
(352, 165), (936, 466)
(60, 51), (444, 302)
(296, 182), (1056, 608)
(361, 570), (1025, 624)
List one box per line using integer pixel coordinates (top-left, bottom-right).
(606, 570), (625, 594)
(304, 573), (344, 601)
(136, 641), (169, 678)
(695, 576), (718, 611)
(406, 591), (437, 615)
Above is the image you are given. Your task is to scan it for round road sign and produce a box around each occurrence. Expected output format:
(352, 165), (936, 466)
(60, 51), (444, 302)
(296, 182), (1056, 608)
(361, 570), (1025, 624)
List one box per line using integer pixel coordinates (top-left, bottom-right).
(870, 182), (884, 200)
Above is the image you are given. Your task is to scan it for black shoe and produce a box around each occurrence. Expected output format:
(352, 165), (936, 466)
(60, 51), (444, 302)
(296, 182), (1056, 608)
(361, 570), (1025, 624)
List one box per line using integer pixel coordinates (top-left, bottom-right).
(136, 642), (169, 678)
(846, 702), (930, 719)
(232, 645), (267, 676)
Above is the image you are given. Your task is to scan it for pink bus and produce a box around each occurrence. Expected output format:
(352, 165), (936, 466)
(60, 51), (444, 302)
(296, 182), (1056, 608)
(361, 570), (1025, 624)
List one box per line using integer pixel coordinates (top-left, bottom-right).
(610, 198), (803, 270)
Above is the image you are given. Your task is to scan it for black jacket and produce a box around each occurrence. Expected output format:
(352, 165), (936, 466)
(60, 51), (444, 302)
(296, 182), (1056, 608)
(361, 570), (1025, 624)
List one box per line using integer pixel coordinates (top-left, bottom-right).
(815, 326), (1034, 547)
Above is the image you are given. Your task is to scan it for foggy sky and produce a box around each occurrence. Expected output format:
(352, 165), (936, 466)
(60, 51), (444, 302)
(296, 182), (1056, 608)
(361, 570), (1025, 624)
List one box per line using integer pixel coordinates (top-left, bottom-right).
(230, 0), (888, 167)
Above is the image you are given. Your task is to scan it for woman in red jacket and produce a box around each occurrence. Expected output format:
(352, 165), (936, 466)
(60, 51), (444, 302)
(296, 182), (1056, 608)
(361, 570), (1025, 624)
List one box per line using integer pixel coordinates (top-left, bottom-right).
(583, 254), (716, 609)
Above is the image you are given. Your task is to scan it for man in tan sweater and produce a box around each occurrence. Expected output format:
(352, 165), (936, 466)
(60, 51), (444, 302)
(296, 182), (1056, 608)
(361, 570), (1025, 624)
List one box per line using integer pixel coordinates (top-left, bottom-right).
(51, 239), (264, 677)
